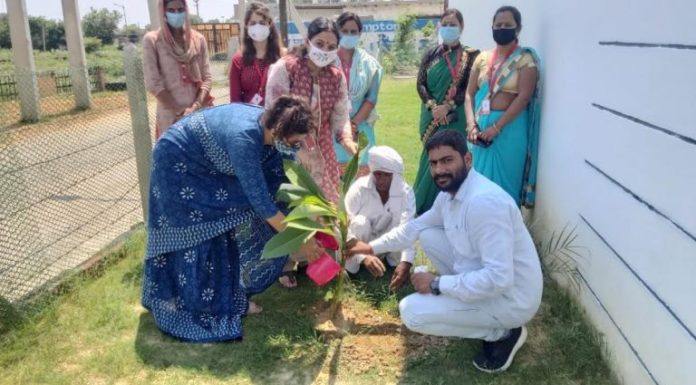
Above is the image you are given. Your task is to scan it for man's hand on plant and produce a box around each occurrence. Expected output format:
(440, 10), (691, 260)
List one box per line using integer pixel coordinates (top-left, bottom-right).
(347, 240), (373, 256)
(389, 261), (412, 292)
(299, 238), (323, 263)
(362, 255), (386, 277)
(411, 272), (435, 294)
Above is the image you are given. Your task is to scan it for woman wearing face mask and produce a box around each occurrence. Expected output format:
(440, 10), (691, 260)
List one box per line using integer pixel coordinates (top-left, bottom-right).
(266, 17), (357, 289)
(229, 2), (285, 105)
(142, 96), (326, 342)
(413, 9), (479, 214)
(266, 17), (358, 204)
(143, 0), (213, 139)
(333, 12), (383, 171)
(465, 6), (541, 207)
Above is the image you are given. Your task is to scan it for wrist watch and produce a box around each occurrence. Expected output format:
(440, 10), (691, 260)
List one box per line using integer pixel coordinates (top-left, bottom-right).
(429, 276), (441, 296)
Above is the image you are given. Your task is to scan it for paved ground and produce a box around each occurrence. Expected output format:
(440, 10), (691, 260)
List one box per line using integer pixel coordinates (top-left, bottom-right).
(0, 61), (230, 302)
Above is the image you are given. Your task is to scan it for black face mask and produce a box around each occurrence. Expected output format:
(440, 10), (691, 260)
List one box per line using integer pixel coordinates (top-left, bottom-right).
(492, 27), (517, 45)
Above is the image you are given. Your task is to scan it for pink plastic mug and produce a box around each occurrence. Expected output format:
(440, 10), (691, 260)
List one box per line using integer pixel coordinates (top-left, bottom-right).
(306, 253), (341, 286)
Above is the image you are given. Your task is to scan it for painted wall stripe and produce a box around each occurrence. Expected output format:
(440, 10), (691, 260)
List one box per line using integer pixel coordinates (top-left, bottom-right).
(579, 271), (660, 385)
(599, 41), (696, 50)
(592, 103), (696, 146)
(580, 214), (696, 342)
(585, 160), (696, 244)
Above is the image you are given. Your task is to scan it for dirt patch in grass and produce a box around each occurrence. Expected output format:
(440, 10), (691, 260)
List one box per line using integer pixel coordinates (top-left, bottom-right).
(310, 297), (454, 378)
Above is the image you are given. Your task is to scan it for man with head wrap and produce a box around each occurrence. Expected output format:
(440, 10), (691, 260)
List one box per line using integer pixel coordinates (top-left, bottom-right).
(347, 130), (542, 373)
(344, 146), (416, 288)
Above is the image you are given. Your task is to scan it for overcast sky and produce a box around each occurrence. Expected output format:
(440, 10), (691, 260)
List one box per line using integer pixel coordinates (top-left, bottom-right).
(0, 0), (238, 27)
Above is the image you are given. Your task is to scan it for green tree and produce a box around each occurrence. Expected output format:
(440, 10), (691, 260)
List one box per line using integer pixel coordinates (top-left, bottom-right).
(121, 24), (144, 42)
(82, 8), (121, 45)
(421, 20), (435, 38)
(28, 17), (66, 51)
(390, 14), (418, 74)
(0, 15), (10, 49)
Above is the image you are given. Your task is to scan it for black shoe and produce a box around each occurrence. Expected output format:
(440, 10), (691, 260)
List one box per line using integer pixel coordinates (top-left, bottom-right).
(472, 326), (527, 373)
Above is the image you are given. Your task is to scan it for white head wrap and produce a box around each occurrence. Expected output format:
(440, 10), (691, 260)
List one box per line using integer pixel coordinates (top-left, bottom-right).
(367, 146), (404, 175)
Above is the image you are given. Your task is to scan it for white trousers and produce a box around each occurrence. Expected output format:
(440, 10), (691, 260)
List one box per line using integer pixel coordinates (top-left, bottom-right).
(399, 228), (523, 342)
(345, 215), (400, 274)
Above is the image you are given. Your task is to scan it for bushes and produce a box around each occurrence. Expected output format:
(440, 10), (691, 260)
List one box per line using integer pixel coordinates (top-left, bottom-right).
(83, 37), (103, 54)
(0, 45), (125, 81)
(210, 51), (229, 62)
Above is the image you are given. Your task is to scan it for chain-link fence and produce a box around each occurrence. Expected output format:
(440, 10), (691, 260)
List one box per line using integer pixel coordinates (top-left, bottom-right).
(0, 48), (148, 306)
(0, 43), (231, 311)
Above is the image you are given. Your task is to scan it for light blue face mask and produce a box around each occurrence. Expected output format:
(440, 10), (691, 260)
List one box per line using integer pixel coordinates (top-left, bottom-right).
(166, 12), (186, 29)
(274, 138), (301, 157)
(340, 35), (360, 50)
(439, 26), (461, 44)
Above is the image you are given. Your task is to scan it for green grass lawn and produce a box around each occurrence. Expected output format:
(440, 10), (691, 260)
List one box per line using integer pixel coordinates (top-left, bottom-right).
(0, 46), (125, 78)
(0, 78), (617, 385)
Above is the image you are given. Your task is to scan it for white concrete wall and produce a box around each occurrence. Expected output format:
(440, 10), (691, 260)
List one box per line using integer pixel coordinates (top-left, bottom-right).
(449, 1), (696, 384)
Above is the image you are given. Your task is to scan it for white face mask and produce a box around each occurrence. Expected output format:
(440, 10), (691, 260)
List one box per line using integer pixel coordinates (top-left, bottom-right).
(308, 42), (338, 67)
(247, 24), (270, 42)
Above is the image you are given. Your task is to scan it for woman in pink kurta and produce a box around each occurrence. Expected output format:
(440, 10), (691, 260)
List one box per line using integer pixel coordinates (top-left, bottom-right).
(143, 0), (213, 139)
(266, 17), (357, 203)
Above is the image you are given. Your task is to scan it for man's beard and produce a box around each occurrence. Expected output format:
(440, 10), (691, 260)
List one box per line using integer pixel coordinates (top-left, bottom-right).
(433, 167), (468, 193)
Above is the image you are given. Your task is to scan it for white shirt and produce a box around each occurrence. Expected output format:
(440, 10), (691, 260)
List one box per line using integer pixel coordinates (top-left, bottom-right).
(370, 169), (543, 310)
(345, 174), (417, 263)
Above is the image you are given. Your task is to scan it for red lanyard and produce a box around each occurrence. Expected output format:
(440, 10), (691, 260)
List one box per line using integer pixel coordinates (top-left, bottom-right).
(443, 46), (461, 80)
(254, 60), (268, 94)
(487, 44), (518, 93)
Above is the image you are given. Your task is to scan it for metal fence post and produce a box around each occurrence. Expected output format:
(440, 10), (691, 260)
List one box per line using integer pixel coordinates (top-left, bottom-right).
(123, 43), (152, 222)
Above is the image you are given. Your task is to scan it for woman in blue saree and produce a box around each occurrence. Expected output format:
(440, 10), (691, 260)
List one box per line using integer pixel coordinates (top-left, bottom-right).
(142, 96), (323, 342)
(333, 12), (383, 170)
(465, 6), (541, 207)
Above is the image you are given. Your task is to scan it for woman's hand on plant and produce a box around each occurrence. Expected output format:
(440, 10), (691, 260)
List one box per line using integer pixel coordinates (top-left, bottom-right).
(411, 272), (435, 294)
(350, 120), (359, 139)
(299, 238), (323, 263)
(342, 138), (358, 156)
(347, 240), (373, 256)
(389, 261), (412, 291)
(362, 255), (386, 278)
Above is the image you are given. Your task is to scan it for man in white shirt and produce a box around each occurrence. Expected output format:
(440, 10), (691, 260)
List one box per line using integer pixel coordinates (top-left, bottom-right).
(344, 146), (416, 286)
(348, 130), (543, 373)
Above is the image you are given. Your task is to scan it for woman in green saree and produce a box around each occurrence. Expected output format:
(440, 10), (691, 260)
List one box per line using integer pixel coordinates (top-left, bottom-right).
(414, 9), (479, 214)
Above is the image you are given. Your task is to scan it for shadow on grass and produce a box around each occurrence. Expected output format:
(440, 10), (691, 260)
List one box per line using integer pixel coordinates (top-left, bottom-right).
(133, 275), (331, 385)
(346, 266), (616, 385)
(393, 279), (617, 385)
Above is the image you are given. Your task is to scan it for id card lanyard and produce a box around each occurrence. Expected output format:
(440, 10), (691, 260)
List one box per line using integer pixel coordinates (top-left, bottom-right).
(480, 44), (517, 115)
(250, 60), (268, 105)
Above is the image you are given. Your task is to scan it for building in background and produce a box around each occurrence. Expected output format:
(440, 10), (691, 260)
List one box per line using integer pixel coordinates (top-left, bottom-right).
(234, 0), (443, 21)
(448, 1), (696, 385)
